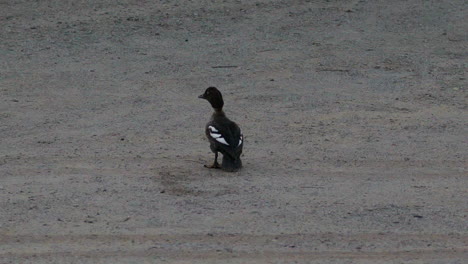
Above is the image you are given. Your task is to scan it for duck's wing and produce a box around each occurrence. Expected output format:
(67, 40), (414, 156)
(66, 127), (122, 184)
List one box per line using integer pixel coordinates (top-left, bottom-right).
(207, 122), (242, 158)
(207, 125), (230, 146)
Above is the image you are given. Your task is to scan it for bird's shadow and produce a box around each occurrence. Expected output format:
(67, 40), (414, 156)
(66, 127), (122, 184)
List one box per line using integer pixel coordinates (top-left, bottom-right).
(154, 159), (241, 197)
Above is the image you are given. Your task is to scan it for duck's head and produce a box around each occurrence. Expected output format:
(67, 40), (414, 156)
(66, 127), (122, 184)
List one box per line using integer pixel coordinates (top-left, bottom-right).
(198, 86), (224, 109)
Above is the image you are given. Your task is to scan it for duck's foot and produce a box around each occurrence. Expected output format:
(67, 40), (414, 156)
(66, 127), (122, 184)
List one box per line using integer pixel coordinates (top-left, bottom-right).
(204, 162), (221, 169)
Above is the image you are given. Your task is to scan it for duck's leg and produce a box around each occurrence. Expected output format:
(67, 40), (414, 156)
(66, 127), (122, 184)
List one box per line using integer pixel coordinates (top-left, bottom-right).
(204, 151), (221, 169)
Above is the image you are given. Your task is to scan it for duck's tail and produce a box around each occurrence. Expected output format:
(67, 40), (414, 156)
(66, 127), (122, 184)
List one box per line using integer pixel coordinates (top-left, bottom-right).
(221, 154), (242, 172)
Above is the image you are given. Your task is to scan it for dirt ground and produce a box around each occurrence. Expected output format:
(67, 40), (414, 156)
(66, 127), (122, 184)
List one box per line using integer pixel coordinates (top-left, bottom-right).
(1, 0), (467, 263)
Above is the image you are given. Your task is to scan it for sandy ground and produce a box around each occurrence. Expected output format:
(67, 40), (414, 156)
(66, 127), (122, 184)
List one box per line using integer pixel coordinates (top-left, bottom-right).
(1, 0), (467, 263)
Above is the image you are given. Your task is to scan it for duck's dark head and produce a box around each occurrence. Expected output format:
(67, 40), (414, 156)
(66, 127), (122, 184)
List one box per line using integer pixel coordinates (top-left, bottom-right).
(198, 87), (224, 109)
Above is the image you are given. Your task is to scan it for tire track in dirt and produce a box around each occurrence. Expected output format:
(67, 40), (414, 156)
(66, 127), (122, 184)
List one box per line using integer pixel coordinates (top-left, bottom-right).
(1, 233), (466, 260)
(2, 248), (466, 261)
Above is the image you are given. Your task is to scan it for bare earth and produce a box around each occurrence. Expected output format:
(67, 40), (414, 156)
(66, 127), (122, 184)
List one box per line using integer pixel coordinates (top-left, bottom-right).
(1, 0), (467, 263)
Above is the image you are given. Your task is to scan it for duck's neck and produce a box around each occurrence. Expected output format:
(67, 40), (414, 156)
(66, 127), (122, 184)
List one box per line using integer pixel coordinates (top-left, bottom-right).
(213, 108), (225, 116)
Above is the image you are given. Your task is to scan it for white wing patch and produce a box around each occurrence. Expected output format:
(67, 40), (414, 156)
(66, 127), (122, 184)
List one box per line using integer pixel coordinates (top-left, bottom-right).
(238, 134), (243, 147)
(208, 126), (218, 132)
(209, 132), (220, 138)
(208, 126), (229, 146)
(215, 137), (229, 145)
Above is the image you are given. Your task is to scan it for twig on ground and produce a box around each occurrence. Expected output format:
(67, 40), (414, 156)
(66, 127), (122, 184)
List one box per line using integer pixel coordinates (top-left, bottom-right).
(316, 68), (350, 72)
(211, 65), (238, 69)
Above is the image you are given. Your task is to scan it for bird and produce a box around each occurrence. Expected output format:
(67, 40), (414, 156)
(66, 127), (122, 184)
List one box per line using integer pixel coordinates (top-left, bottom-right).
(198, 87), (243, 172)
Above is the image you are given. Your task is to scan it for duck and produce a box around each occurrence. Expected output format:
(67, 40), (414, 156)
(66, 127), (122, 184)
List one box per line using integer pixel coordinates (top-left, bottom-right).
(198, 87), (243, 172)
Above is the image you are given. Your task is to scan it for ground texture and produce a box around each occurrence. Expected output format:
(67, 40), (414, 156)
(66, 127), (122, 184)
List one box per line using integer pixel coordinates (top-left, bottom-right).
(1, 0), (467, 263)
